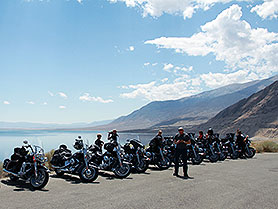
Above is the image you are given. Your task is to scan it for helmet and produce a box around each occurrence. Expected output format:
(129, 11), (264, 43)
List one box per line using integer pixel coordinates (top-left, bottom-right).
(59, 144), (68, 150)
(208, 128), (214, 135)
(178, 127), (184, 131)
(97, 133), (102, 137)
(73, 140), (83, 150)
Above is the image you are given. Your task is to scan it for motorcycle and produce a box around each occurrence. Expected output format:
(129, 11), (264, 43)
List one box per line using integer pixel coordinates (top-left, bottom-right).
(237, 135), (256, 158)
(89, 140), (131, 178)
(145, 146), (171, 170)
(3, 140), (49, 190)
(212, 134), (227, 161)
(163, 135), (203, 165)
(187, 133), (203, 165)
(122, 139), (148, 173)
(221, 133), (239, 159)
(50, 137), (99, 183)
(196, 138), (219, 163)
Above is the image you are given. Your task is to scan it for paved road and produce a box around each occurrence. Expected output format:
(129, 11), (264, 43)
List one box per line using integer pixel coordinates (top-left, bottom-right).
(1, 153), (278, 209)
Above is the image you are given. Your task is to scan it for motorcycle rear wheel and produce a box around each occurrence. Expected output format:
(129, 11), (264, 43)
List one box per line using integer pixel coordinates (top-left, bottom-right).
(114, 163), (131, 178)
(30, 168), (49, 190)
(79, 166), (98, 183)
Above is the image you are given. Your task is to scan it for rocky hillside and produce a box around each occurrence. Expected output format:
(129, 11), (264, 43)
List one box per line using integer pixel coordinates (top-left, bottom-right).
(93, 75), (278, 131)
(198, 80), (278, 138)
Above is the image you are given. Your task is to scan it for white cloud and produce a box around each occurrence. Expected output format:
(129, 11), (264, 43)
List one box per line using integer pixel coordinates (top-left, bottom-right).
(144, 62), (150, 66)
(161, 78), (169, 82)
(109, 0), (251, 19)
(59, 105), (66, 109)
(3, 101), (10, 105)
(163, 63), (174, 72)
(48, 91), (54, 97)
(128, 46), (135, 51)
(58, 92), (68, 99)
(26, 101), (35, 105)
(251, 0), (278, 19)
(79, 93), (114, 103)
(77, 0), (82, 3)
(152, 63), (158, 66)
(120, 78), (202, 101)
(145, 5), (278, 82)
(43, 102), (48, 105)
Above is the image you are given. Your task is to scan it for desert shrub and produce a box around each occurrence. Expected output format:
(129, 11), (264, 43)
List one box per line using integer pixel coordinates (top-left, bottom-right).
(0, 161), (3, 178)
(253, 141), (278, 153)
(45, 149), (55, 170)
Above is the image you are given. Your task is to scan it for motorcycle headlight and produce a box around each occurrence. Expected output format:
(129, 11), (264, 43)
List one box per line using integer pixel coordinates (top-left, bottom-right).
(146, 152), (151, 157)
(35, 154), (45, 162)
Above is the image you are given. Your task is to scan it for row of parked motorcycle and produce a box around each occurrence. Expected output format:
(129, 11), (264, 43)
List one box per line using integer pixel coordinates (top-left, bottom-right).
(2, 132), (256, 190)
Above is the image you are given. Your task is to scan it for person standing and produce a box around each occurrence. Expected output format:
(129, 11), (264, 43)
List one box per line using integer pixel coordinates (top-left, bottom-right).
(95, 133), (104, 151)
(149, 130), (164, 154)
(173, 127), (191, 178)
(108, 129), (119, 145)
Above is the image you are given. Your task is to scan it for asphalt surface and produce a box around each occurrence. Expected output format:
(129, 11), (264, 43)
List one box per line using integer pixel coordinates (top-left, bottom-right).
(1, 153), (278, 209)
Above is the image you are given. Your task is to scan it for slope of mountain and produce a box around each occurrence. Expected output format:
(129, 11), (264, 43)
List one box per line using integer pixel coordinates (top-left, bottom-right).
(93, 75), (278, 131)
(197, 80), (278, 138)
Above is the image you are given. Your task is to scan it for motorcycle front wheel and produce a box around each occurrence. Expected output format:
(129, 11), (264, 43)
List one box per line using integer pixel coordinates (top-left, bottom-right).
(79, 166), (98, 183)
(192, 154), (203, 165)
(156, 156), (171, 170)
(230, 151), (239, 159)
(30, 168), (49, 190)
(114, 163), (131, 178)
(209, 153), (219, 163)
(135, 159), (148, 173)
(245, 147), (256, 158)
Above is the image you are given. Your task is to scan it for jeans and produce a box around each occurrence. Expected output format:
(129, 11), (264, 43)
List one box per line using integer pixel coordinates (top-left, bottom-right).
(174, 149), (188, 175)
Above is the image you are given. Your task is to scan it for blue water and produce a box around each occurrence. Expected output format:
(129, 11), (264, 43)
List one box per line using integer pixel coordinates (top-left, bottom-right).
(0, 130), (155, 161)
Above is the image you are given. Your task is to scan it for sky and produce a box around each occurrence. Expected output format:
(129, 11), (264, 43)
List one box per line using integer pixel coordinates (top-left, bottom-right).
(0, 0), (277, 124)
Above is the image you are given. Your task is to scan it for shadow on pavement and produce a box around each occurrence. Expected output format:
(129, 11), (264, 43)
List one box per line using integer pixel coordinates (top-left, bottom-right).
(99, 171), (133, 180)
(50, 174), (100, 185)
(1, 179), (49, 192)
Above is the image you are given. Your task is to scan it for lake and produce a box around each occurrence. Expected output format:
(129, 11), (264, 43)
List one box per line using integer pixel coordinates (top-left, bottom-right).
(0, 130), (156, 161)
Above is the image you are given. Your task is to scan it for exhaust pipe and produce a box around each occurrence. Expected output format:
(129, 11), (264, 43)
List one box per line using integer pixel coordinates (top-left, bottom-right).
(3, 169), (19, 177)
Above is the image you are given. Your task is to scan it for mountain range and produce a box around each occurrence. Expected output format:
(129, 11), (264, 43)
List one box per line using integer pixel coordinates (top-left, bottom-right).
(197, 80), (278, 138)
(92, 75), (278, 131)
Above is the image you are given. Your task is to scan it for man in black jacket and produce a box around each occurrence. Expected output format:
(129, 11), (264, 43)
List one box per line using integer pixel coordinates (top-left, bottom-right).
(149, 130), (164, 153)
(173, 127), (191, 178)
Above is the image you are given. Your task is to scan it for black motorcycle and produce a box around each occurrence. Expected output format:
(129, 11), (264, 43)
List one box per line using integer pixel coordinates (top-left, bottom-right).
(89, 141), (131, 178)
(221, 133), (239, 159)
(237, 135), (256, 158)
(164, 135), (203, 166)
(3, 140), (49, 190)
(145, 145), (171, 170)
(212, 134), (227, 161)
(122, 139), (148, 173)
(196, 138), (219, 163)
(187, 133), (203, 165)
(51, 137), (99, 183)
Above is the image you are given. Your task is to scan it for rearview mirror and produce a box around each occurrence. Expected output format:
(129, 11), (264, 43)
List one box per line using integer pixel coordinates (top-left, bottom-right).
(23, 140), (28, 144)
